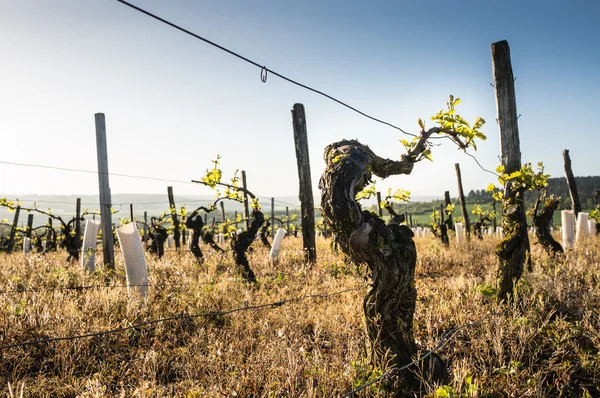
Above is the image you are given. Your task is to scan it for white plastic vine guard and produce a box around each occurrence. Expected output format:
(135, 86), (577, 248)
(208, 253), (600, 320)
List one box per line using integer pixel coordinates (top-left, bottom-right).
(116, 222), (149, 299)
(187, 230), (193, 250)
(575, 212), (589, 246)
(588, 220), (597, 237)
(269, 228), (287, 262)
(81, 220), (101, 271)
(455, 223), (463, 243)
(561, 210), (575, 249)
(23, 237), (31, 255)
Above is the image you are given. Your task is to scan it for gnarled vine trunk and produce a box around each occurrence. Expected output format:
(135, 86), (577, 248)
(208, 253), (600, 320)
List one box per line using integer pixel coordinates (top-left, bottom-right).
(201, 231), (225, 253)
(230, 210), (265, 282)
(319, 140), (447, 393)
(260, 220), (271, 247)
(149, 228), (168, 258)
(532, 196), (563, 254)
(496, 188), (531, 300)
(185, 212), (205, 262)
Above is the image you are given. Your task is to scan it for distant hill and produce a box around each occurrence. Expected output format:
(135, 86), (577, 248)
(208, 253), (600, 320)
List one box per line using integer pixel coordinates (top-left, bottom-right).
(0, 194), (303, 228)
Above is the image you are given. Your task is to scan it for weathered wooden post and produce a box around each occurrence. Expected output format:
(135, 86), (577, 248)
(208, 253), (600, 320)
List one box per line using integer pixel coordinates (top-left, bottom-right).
(26, 213), (34, 239)
(75, 198), (82, 249)
(376, 192), (383, 217)
(492, 200), (497, 231)
(241, 170), (250, 230)
(48, 217), (55, 251)
(595, 191), (600, 235)
(492, 40), (530, 300)
(285, 207), (290, 235)
(267, 197), (273, 239)
(439, 203), (449, 246)
(220, 201), (226, 233)
(455, 163), (471, 241)
(444, 191), (454, 230)
(291, 103), (317, 263)
(563, 149), (582, 217)
(143, 211), (149, 242)
(95, 113), (115, 269)
(167, 186), (181, 250)
(129, 204), (134, 222)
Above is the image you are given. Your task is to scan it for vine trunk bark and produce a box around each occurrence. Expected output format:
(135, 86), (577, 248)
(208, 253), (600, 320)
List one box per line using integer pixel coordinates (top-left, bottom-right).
(231, 210), (265, 282)
(319, 140), (447, 393)
(532, 196), (563, 254)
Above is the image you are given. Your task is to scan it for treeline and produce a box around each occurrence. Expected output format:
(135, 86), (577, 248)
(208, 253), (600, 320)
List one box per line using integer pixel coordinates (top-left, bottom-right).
(364, 175), (600, 218)
(466, 176), (600, 209)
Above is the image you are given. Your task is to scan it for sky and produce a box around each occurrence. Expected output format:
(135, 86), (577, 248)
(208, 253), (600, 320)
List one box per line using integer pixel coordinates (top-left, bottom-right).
(1, 0), (599, 205)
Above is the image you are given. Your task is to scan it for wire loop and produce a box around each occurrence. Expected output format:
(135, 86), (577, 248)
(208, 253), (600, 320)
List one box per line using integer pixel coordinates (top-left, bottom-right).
(260, 66), (268, 83)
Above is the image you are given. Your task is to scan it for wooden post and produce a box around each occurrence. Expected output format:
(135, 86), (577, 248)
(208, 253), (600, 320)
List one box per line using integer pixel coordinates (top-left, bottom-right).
(455, 163), (471, 241)
(492, 40), (530, 300)
(440, 203), (450, 245)
(444, 191), (453, 230)
(143, 211), (149, 242)
(234, 211), (238, 229)
(220, 201), (226, 233)
(129, 204), (134, 223)
(26, 213), (34, 239)
(271, 197), (275, 239)
(409, 215), (413, 228)
(75, 198), (82, 249)
(167, 186), (181, 250)
(563, 149), (582, 217)
(48, 217), (55, 250)
(286, 207), (290, 235)
(595, 191), (600, 236)
(241, 170), (250, 230)
(7, 206), (21, 253)
(291, 103), (317, 263)
(376, 192), (383, 217)
(492, 200), (497, 230)
(95, 113), (115, 268)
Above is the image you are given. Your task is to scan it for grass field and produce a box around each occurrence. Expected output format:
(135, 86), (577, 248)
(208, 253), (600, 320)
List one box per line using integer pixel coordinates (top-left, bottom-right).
(1, 232), (599, 397)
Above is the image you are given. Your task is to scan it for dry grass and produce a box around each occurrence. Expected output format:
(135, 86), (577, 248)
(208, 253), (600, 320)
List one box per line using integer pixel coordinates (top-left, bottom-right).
(0, 233), (599, 397)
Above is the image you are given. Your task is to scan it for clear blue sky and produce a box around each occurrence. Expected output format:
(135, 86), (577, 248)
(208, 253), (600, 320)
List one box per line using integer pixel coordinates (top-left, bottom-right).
(1, 0), (598, 202)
